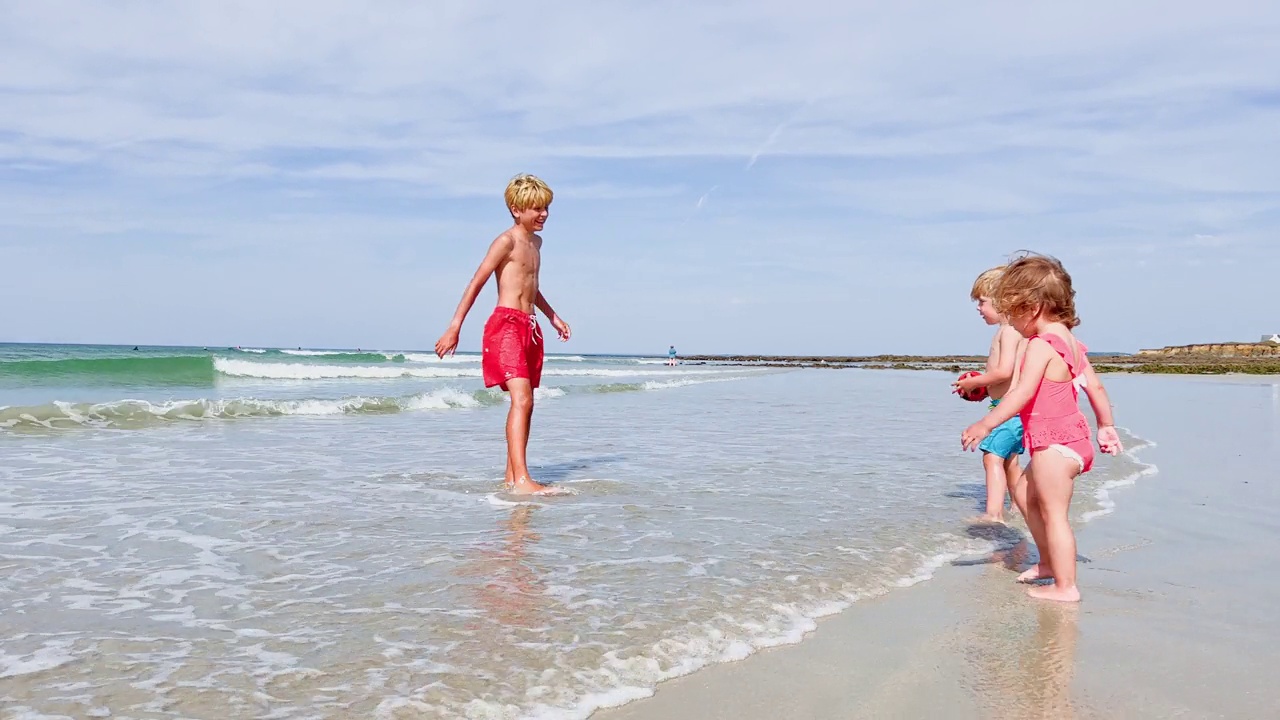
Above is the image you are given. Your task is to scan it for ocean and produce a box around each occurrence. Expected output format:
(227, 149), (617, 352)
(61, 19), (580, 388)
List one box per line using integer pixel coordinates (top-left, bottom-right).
(0, 343), (1152, 719)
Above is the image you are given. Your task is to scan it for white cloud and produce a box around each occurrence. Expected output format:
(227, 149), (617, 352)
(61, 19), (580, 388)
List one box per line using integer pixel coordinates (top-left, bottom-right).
(1, 1), (1278, 352)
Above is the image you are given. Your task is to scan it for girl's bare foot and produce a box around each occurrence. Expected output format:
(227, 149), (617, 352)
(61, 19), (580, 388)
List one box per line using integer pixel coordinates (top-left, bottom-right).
(971, 513), (1006, 525)
(1017, 563), (1053, 583)
(1028, 584), (1080, 602)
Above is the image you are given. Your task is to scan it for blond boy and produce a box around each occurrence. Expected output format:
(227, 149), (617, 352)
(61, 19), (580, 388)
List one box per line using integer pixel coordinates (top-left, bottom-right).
(954, 266), (1024, 522)
(435, 174), (572, 495)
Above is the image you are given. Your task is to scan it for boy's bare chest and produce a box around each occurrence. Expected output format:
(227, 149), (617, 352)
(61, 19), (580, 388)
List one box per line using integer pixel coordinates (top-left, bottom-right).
(508, 244), (541, 274)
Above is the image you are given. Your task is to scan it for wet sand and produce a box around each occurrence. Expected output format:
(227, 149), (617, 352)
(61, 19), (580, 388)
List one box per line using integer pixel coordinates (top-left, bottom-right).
(595, 375), (1280, 719)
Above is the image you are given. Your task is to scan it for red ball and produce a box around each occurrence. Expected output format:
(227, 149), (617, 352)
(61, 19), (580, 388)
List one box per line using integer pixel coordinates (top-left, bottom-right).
(956, 371), (988, 402)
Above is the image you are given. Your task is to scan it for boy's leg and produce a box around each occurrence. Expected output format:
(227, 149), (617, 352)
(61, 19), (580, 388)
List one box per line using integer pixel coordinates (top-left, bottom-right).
(1005, 454), (1026, 518)
(504, 379), (545, 494)
(1025, 450), (1082, 602)
(980, 451), (1008, 522)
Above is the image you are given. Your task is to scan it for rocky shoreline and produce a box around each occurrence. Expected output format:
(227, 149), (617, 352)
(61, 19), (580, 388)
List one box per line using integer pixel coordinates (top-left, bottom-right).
(680, 353), (1280, 375)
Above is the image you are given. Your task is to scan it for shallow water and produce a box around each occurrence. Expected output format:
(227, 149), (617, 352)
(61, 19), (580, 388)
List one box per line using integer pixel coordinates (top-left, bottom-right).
(0, 345), (1149, 718)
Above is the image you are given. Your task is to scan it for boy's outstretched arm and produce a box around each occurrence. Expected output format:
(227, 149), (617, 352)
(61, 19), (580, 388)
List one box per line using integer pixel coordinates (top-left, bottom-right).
(961, 338), (1052, 450)
(1080, 357), (1123, 454)
(434, 235), (514, 358)
(535, 292), (572, 341)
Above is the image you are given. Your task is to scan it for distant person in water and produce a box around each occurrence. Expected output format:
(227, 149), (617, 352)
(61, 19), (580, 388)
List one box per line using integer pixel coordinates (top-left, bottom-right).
(962, 253), (1123, 603)
(435, 174), (572, 495)
(667, 345), (678, 366)
(954, 266), (1025, 524)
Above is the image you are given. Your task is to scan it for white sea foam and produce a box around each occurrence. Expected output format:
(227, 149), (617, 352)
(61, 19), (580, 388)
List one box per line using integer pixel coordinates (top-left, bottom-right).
(401, 352), (480, 364)
(0, 389), (491, 430)
(1081, 432), (1159, 523)
(641, 376), (747, 391)
(213, 357), (743, 380)
(0, 639), (77, 679)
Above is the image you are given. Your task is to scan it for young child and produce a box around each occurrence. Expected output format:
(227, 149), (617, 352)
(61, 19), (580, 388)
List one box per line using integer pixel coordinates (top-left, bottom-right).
(435, 174), (572, 495)
(961, 253), (1123, 602)
(954, 266), (1025, 524)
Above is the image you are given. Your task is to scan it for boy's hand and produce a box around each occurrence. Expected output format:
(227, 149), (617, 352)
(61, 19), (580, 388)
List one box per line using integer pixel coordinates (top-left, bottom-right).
(551, 316), (571, 342)
(1097, 426), (1123, 455)
(961, 422), (990, 451)
(435, 327), (460, 358)
(952, 376), (983, 393)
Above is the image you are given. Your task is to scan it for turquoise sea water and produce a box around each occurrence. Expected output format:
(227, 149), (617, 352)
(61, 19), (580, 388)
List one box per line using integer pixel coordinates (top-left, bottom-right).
(0, 343), (1152, 718)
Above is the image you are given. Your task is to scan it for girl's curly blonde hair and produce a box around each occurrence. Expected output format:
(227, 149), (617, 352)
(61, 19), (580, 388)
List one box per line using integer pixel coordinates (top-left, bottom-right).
(994, 252), (1080, 328)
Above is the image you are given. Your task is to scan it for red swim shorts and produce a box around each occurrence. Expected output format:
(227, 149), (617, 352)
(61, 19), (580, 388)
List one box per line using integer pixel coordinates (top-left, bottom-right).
(482, 306), (544, 390)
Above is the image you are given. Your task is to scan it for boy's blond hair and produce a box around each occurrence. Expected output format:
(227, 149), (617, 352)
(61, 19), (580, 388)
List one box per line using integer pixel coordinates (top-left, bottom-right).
(504, 174), (553, 216)
(995, 252), (1080, 328)
(970, 265), (1005, 301)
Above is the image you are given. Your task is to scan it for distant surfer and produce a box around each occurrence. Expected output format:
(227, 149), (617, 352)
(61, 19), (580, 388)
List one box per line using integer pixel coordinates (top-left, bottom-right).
(435, 174), (572, 496)
(667, 345), (678, 366)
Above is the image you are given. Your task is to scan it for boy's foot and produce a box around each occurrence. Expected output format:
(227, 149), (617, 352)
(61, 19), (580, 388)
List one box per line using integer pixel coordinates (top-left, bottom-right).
(507, 476), (572, 496)
(1027, 584), (1081, 602)
(970, 513), (1006, 525)
(1016, 564), (1053, 583)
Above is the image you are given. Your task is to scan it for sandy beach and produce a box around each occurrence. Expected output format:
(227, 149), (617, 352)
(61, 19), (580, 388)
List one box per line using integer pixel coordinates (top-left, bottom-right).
(596, 374), (1280, 719)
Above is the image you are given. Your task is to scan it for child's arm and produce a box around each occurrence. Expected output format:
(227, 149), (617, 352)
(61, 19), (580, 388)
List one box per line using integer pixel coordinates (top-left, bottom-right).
(535, 292), (571, 341)
(434, 235), (514, 358)
(1080, 357), (1123, 454)
(961, 338), (1053, 450)
(955, 326), (1020, 392)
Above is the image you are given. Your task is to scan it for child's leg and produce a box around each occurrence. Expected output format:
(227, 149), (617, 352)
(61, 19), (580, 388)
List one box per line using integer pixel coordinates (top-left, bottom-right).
(1026, 450), (1083, 602)
(1005, 454), (1026, 518)
(1016, 464), (1054, 582)
(980, 451), (1009, 522)
(503, 379), (544, 494)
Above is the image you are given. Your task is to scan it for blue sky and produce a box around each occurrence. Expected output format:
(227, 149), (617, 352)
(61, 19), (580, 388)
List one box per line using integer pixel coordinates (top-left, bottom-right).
(1, 1), (1277, 355)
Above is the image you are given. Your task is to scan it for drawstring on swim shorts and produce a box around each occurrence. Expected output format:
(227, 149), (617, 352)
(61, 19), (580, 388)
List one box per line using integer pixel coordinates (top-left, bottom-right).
(529, 315), (542, 344)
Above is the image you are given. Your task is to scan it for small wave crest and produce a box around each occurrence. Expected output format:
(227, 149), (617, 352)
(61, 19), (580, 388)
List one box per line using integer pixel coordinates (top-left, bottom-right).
(213, 358), (745, 381)
(280, 350), (407, 362)
(0, 355), (217, 386)
(0, 389), (496, 431)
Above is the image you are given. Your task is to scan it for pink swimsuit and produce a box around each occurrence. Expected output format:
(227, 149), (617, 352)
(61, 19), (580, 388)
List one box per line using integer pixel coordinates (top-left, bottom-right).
(1019, 334), (1094, 473)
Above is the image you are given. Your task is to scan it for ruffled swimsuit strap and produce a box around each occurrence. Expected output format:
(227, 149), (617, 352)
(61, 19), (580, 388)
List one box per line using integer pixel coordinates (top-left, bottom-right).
(1038, 333), (1089, 390)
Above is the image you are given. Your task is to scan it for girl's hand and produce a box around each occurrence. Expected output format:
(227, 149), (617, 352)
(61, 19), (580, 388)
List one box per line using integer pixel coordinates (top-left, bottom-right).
(961, 423), (991, 451)
(1097, 426), (1123, 455)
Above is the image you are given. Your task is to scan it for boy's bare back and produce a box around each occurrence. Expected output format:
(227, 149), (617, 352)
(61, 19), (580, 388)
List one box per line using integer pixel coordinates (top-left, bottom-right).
(986, 324), (1022, 399)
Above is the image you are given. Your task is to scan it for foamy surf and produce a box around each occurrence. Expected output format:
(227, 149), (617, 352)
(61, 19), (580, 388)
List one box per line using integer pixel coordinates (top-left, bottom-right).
(0, 389), (493, 430)
(213, 357), (749, 380)
(1080, 430), (1159, 523)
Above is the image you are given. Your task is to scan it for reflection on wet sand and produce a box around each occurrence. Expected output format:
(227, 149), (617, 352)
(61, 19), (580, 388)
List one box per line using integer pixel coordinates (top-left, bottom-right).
(457, 505), (547, 629)
(967, 583), (1080, 720)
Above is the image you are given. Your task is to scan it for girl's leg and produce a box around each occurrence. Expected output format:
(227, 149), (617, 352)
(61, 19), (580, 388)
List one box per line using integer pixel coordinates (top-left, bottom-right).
(1016, 462), (1053, 582)
(1026, 449), (1083, 602)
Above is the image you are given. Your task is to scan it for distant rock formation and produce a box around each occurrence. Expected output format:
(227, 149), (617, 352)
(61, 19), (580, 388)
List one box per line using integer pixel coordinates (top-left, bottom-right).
(1137, 342), (1280, 357)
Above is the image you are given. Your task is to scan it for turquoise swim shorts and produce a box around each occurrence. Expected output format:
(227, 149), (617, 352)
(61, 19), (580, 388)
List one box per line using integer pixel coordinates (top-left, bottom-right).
(978, 399), (1025, 459)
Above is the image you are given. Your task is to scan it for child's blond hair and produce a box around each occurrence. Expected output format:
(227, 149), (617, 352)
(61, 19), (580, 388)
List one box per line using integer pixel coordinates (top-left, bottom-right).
(970, 266), (1005, 301)
(504, 174), (553, 217)
(995, 252), (1080, 328)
